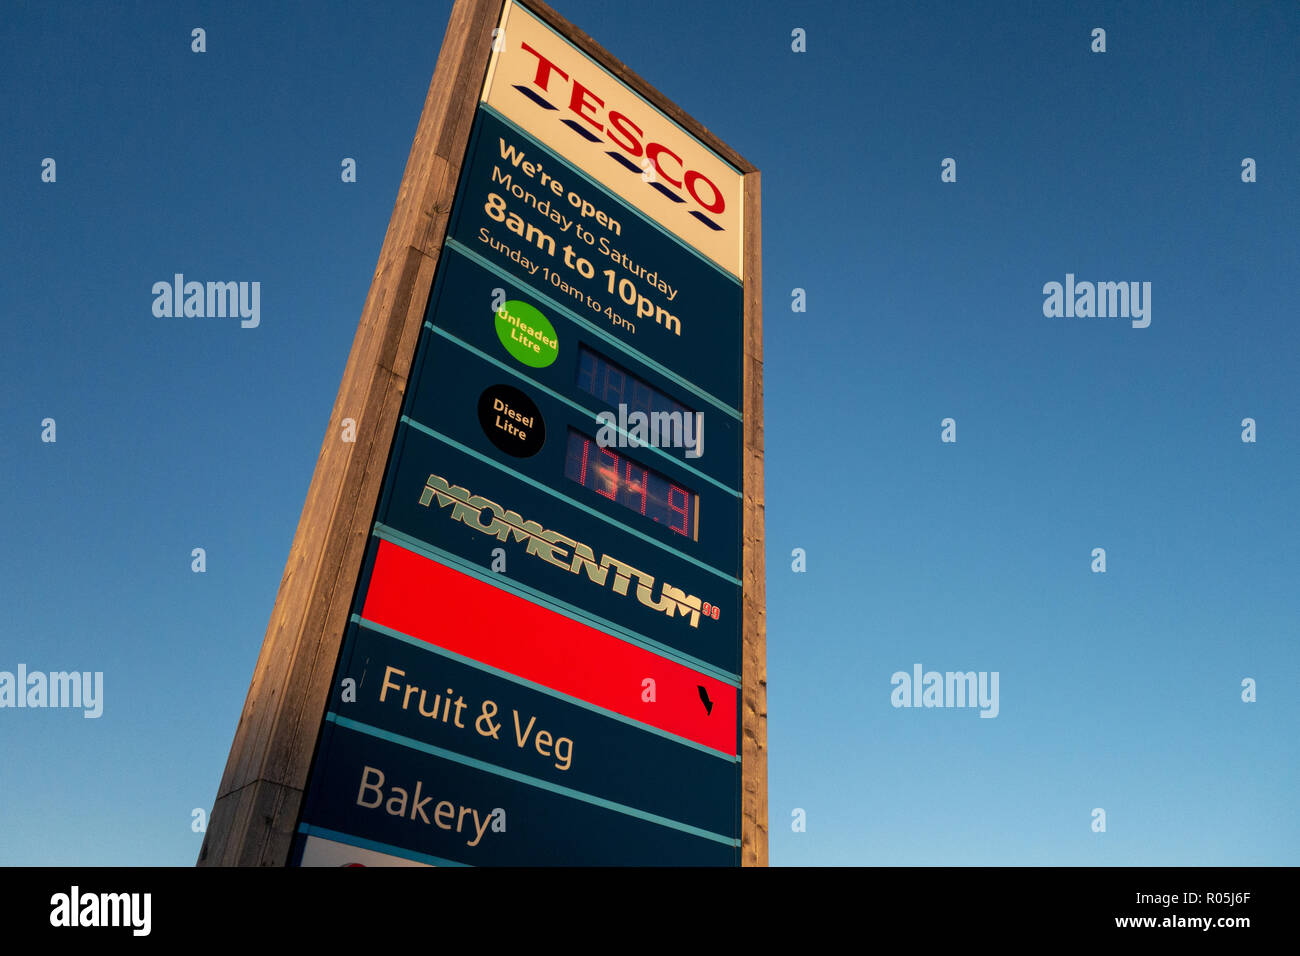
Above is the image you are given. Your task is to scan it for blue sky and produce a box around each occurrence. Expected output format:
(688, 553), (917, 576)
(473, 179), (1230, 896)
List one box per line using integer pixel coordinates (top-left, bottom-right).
(2, 0), (1296, 866)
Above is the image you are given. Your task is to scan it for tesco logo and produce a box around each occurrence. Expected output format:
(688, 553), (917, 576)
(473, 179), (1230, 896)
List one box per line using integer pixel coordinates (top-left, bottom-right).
(515, 42), (728, 232)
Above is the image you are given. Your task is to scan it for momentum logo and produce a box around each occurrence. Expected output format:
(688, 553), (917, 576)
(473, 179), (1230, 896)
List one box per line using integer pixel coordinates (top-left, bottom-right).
(417, 472), (718, 628)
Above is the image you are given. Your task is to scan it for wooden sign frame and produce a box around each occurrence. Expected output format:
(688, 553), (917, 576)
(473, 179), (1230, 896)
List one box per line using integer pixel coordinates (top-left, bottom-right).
(198, 0), (765, 867)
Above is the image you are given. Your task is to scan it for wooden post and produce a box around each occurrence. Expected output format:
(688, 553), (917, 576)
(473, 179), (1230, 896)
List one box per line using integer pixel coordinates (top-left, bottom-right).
(741, 170), (767, 866)
(198, 0), (504, 867)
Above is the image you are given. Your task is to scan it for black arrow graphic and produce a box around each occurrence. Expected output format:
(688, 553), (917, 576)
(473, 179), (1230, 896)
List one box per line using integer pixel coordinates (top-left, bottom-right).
(697, 684), (713, 715)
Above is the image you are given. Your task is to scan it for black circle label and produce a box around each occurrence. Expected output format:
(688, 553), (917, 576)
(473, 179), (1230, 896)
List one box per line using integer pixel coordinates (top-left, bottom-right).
(478, 384), (545, 458)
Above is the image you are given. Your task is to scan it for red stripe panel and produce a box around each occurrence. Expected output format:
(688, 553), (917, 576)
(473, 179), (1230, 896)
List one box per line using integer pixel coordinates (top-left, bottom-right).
(361, 538), (737, 755)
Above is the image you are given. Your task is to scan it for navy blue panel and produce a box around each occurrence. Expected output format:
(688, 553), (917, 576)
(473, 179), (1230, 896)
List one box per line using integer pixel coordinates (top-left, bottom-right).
(327, 622), (736, 835)
(294, 102), (748, 868)
(448, 108), (743, 410)
(301, 721), (737, 866)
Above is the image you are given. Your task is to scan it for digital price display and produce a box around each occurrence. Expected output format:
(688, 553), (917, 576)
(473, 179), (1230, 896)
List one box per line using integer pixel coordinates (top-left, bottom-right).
(576, 345), (696, 422)
(563, 429), (699, 541)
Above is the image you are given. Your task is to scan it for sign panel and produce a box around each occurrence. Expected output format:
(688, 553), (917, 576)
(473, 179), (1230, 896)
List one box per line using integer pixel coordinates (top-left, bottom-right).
(451, 106), (744, 410)
(200, 0), (759, 869)
(481, 1), (745, 279)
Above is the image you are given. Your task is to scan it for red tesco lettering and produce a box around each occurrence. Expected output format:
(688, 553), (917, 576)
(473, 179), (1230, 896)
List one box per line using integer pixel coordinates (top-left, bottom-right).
(519, 41), (727, 219)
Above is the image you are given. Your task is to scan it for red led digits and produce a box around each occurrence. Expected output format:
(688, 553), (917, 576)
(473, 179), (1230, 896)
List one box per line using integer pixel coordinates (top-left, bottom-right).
(626, 460), (648, 515)
(578, 435), (590, 485)
(596, 446), (620, 500)
(668, 484), (690, 536)
(564, 429), (698, 542)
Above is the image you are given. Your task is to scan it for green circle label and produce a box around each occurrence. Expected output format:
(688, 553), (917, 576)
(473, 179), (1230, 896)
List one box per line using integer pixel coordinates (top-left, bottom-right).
(494, 299), (558, 368)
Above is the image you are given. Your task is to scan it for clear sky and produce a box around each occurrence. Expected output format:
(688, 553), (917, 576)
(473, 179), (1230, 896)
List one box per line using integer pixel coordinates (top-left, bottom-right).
(2, 0), (1296, 866)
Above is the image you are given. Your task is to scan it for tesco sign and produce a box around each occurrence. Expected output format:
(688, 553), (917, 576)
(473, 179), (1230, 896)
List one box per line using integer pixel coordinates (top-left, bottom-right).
(513, 42), (729, 228)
